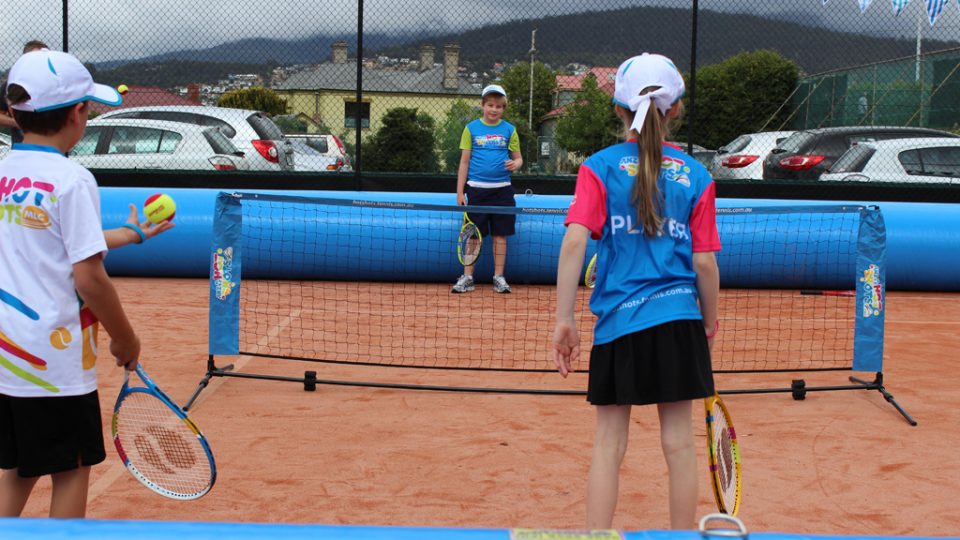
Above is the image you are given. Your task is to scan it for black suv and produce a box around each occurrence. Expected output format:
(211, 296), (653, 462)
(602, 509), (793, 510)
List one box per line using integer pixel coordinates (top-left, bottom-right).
(762, 126), (960, 180)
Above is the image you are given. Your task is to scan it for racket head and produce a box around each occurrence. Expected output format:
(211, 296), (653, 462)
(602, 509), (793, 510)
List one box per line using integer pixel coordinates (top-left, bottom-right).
(585, 253), (598, 289)
(704, 394), (742, 516)
(112, 364), (216, 500)
(457, 214), (482, 267)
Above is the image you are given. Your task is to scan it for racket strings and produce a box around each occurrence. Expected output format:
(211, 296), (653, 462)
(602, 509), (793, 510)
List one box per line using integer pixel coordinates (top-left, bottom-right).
(458, 223), (481, 265)
(710, 402), (738, 511)
(115, 392), (211, 496)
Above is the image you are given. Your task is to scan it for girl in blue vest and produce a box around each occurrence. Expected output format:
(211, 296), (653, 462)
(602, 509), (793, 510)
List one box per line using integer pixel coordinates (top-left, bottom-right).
(552, 53), (721, 529)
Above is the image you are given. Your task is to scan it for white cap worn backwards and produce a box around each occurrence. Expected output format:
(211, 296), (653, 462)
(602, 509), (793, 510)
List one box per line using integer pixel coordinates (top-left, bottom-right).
(612, 53), (685, 134)
(481, 84), (507, 99)
(6, 49), (122, 112)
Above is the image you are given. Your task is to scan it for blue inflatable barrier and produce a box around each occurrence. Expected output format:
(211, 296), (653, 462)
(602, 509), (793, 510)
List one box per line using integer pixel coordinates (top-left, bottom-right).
(101, 188), (960, 291)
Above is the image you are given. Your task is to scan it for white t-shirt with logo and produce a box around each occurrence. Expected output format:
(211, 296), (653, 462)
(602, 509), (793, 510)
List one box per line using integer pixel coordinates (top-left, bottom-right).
(0, 144), (106, 397)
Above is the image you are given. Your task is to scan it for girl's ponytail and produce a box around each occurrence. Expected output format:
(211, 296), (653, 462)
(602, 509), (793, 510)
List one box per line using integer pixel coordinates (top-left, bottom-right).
(629, 88), (666, 237)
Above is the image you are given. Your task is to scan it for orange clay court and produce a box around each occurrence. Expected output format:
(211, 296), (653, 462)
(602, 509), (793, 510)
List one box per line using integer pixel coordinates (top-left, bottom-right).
(15, 277), (960, 536)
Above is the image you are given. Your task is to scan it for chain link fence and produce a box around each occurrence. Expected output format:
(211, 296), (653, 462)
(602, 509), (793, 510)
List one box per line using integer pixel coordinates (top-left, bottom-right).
(1, 0), (958, 184)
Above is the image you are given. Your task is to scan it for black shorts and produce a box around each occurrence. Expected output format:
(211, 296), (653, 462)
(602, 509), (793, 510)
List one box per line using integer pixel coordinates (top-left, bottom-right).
(587, 320), (715, 406)
(0, 391), (106, 477)
(466, 184), (516, 237)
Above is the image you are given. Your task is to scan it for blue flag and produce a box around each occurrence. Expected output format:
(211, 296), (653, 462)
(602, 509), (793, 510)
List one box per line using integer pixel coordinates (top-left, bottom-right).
(891, 0), (910, 15)
(927, 0), (948, 24)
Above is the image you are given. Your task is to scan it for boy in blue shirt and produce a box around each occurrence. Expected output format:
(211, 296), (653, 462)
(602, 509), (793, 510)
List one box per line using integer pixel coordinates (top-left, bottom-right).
(452, 84), (523, 294)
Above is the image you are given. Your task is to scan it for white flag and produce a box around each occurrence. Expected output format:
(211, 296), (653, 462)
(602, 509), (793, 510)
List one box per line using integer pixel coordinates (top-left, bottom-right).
(927, 0), (948, 25)
(860, 0), (873, 12)
(891, 0), (910, 15)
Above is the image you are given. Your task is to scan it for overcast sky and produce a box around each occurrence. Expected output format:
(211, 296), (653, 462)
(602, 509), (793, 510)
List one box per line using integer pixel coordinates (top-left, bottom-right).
(1, 0), (957, 68)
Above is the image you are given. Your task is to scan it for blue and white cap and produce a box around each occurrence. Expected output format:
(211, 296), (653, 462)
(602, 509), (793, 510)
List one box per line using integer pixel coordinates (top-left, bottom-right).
(612, 53), (685, 134)
(481, 84), (507, 99)
(6, 49), (122, 112)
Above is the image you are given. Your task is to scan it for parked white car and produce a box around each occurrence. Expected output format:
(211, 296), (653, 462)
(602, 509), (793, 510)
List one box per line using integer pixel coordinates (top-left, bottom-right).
(819, 137), (960, 184)
(71, 118), (249, 171)
(710, 131), (794, 180)
(289, 139), (345, 172)
(94, 106), (294, 171)
(286, 133), (352, 171)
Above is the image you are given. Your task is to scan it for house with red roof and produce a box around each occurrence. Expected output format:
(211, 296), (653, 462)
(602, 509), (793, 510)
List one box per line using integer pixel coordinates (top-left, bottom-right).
(88, 85), (200, 117)
(538, 67), (617, 173)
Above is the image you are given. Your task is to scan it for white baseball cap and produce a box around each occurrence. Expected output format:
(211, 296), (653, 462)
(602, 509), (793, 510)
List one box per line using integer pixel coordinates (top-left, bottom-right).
(481, 84), (507, 99)
(612, 53), (685, 134)
(6, 49), (122, 112)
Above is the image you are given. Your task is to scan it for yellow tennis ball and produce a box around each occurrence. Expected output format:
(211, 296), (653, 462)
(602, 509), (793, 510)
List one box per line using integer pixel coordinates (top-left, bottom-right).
(144, 193), (176, 224)
(117, 84), (129, 95)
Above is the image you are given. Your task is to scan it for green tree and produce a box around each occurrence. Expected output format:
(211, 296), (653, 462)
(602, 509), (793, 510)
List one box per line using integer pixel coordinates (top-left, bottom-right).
(555, 74), (621, 158)
(435, 99), (477, 173)
(498, 61), (557, 170)
(363, 108), (438, 172)
(694, 50), (799, 149)
(218, 87), (288, 116)
(272, 115), (309, 134)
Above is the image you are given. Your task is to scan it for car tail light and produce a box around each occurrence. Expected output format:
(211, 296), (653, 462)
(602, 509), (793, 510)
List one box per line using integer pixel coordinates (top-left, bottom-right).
(779, 155), (825, 171)
(720, 155), (759, 168)
(209, 156), (237, 171)
(331, 135), (346, 155)
(252, 140), (280, 163)
(326, 158), (344, 171)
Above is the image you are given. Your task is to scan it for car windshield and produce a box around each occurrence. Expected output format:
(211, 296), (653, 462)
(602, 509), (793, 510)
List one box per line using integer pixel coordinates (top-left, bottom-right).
(830, 145), (875, 173)
(291, 140), (322, 155)
(247, 113), (285, 141)
(776, 131), (815, 153)
(719, 135), (751, 154)
(204, 128), (243, 156)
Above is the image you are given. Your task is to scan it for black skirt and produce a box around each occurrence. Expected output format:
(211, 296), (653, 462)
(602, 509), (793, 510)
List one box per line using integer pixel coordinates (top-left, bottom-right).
(588, 319), (715, 406)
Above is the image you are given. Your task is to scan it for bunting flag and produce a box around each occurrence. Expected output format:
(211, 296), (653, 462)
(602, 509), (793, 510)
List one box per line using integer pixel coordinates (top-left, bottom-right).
(891, 0), (910, 15)
(860, 0), (873, 12)
(926, 0), (948, 25)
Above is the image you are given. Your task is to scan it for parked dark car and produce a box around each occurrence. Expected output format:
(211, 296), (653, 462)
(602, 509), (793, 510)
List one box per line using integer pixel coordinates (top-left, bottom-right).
(761, 126), (960, 180)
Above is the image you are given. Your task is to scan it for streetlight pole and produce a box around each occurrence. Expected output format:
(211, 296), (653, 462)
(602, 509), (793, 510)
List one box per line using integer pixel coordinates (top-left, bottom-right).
(528, 28), (537, 132)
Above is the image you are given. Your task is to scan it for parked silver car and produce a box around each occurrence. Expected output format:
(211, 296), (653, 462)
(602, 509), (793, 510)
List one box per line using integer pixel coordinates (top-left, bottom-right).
(94, 106), (294, 171)
(286, 133), (352, 171)
(819, 137), (960, 184)
(71, 118), (249, 171)
(710, 131), (794, 180)
(289, 139), (345, 172)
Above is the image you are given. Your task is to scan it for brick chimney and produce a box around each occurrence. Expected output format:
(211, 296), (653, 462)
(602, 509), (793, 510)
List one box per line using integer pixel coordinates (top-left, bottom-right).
(331, 41), (348, 64)
(419, 44), (435, 73)
(187, 84), (201, 105)
(442, 43), (460, 90)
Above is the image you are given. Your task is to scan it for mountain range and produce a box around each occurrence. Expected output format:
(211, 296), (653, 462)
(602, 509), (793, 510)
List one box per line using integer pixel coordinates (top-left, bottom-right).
(93, 6), (960, 87)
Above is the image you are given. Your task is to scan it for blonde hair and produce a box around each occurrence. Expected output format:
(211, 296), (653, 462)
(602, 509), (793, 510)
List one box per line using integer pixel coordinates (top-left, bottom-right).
(621, 87), (681, 237)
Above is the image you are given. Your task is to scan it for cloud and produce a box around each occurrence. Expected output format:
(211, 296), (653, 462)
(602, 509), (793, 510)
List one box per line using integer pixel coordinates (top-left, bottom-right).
(1, 0), (956, 69)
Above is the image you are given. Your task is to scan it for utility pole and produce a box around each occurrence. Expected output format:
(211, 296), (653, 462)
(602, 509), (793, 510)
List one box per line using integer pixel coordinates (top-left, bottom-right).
(528, 28), (537, 132)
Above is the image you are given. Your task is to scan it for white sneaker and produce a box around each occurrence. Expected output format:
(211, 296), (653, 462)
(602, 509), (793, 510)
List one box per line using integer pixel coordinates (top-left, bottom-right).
(492, 275), (512, 294)
(451, 274), (475, 293)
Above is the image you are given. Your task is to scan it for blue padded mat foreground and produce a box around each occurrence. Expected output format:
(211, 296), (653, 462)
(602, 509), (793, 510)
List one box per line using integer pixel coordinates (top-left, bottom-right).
(0, 519), (954, 540)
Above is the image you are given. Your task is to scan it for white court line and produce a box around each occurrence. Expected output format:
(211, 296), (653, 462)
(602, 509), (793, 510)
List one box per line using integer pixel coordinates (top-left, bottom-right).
(87, 309), (301, 505)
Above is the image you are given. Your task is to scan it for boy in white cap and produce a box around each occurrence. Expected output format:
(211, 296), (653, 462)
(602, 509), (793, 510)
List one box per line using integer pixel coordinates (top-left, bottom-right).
(452, 83), (523, 294)
(551, 53), (721, 529)
(0, 49), (164, 518)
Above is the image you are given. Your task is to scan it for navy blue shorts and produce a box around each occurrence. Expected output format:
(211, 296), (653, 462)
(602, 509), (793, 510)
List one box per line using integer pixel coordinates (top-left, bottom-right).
(465, 184), (516, 237)
(588, 320), (715, 406)
(0, 391), (106, 477)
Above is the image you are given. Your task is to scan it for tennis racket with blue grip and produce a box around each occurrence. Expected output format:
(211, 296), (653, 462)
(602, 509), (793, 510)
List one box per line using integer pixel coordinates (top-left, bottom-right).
(112, 363), (216, 500)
